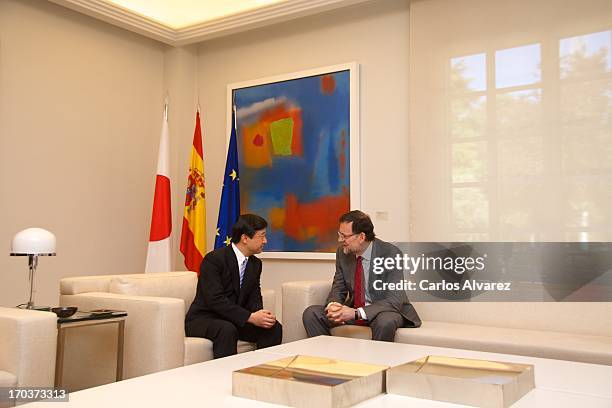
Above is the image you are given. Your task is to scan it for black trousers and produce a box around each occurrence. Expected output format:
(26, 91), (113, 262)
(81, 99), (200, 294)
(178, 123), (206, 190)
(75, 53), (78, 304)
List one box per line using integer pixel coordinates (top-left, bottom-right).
(302, 305), (404, 342)
(186, 316), (282, 358)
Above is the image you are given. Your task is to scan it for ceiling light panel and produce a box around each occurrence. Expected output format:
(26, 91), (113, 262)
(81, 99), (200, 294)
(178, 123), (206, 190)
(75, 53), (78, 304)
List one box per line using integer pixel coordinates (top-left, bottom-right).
(105, 0), (285, 29)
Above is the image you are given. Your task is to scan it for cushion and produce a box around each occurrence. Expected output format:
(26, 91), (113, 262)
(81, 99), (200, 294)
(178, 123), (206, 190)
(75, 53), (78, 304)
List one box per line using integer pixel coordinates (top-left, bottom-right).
(237, 341), (256, 354)
(412, 302), (612, 337)
(184, 337), (255, 366)
(330, 320), (612, 365)
(109, 272), (197, 311)
(394, 321), (612, 365)
(184, 337), (213, 366)
(331, 325), (371, 340)
(60, 275), (115, 295)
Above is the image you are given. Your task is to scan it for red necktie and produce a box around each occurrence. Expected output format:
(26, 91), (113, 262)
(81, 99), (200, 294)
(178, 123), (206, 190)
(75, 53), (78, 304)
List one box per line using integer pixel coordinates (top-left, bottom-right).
(354, 256), (366, 325)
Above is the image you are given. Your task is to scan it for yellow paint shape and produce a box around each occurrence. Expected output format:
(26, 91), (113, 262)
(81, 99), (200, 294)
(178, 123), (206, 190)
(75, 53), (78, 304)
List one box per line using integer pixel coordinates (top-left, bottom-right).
(268, 207), (286, 230)
(242, 122), (272, 168)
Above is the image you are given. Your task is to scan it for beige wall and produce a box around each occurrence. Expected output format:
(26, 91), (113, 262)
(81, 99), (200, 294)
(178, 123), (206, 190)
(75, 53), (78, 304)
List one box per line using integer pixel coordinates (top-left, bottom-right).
(0, 0), (166, 307)
(189, 0), (411, 311)
(0, 0), (410, 312)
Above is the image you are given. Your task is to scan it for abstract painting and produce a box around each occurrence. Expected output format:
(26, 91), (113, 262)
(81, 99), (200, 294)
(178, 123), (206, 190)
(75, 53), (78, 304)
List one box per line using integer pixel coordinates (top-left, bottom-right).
(229, 63), (359, 255)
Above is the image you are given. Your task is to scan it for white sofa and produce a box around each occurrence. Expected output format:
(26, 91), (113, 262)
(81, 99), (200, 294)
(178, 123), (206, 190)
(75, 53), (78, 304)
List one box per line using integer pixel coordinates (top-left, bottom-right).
(0, 307), (57, 407)
(282, 280), (612, 365)
(59, 272), (275, 390)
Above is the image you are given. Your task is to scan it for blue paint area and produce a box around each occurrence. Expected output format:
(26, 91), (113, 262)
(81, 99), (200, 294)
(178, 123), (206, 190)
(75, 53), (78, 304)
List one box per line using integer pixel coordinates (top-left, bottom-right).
(312, 129), (331, 197)
(234, 70), (351, 252)
(270, 233), (322, 252)
(327, 131), (339, 193)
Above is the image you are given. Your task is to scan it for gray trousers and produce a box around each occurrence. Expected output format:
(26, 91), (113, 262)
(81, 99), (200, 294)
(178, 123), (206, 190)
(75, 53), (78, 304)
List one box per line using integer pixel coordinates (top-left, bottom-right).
(302, 305), (404, 342)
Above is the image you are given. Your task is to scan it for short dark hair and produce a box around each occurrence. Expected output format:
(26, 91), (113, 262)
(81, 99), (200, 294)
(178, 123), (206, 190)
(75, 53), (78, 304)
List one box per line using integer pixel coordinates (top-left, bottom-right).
(339, 210), (375, 241)
(231, 214), (268, 243)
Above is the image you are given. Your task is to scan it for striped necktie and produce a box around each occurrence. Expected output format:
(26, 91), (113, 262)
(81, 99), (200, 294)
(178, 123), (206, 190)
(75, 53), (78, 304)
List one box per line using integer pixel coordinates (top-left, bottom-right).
(239, 258), (247, 287)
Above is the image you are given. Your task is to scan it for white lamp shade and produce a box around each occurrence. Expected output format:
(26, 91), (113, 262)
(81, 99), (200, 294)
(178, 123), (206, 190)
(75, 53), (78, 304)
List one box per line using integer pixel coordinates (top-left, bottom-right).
(11, 228), (56, 255)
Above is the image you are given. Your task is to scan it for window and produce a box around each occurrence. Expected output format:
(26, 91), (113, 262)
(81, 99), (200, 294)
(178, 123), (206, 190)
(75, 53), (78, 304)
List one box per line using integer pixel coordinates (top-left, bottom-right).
(448, 31), (611, 241)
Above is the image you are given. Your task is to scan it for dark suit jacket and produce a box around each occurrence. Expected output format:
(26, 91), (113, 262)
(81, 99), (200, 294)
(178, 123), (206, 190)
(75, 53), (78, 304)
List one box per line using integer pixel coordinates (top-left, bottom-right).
(326, 238), (421, 327)
(185, 245), (263, 327)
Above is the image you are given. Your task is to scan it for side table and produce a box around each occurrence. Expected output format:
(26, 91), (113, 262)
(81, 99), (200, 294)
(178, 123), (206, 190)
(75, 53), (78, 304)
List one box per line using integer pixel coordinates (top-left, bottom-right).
(54, 311), (127, 388)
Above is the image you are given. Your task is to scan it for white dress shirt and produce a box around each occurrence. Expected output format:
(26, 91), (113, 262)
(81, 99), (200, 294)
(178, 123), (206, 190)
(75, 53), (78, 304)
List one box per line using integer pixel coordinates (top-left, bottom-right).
(231, 243), (248, 286)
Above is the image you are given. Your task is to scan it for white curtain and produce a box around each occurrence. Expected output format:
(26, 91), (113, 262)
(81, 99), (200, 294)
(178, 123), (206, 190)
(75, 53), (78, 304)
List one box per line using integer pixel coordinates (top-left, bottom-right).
(408, 0), (612, 242)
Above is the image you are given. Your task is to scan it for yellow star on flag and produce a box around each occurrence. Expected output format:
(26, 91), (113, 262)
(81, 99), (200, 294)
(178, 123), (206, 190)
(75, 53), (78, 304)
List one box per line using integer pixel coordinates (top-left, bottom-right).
(224, 236), (232, 246)
(215, 228), (220, 236)
(229, 169), (237, 181)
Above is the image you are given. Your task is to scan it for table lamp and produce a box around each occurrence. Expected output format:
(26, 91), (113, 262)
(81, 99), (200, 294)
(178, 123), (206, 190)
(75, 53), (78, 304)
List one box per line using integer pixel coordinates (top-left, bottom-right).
(10, 228), (56, 310)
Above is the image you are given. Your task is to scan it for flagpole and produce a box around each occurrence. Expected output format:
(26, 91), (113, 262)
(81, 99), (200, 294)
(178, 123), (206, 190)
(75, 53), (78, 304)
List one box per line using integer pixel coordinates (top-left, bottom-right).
(232, 92), (237, 129)
(233, 104), (237, 129)
(164, 95), (169, 120)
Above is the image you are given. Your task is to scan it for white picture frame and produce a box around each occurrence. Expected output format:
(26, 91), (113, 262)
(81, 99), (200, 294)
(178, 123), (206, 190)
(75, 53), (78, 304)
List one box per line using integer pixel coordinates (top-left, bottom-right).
(227, 62), (360, 260)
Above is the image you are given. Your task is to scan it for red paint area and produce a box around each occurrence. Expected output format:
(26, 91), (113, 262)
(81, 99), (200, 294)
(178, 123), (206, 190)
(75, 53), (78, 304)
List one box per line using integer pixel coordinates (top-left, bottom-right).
(321, 74), (336, 95)
(289, 111), (303, 156)
(253, 133), (264, 146)
(179, 218), (203, 274)
(149, 175), (172, 241)
(242, 122), (271, 168)
(284, 193), (350, 244)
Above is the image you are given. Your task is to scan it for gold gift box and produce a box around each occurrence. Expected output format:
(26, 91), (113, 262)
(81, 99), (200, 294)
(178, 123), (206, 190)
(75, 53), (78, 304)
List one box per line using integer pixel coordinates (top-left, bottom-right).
(386, 355), (535, 408)
(232, 355), (388, 408)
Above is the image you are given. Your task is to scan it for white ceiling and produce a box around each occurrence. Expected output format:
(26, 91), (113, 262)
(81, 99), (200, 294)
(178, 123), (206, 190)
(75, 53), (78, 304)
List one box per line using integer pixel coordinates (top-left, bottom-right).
(104, 0), (285, 29)
(49, 0), (372, 45)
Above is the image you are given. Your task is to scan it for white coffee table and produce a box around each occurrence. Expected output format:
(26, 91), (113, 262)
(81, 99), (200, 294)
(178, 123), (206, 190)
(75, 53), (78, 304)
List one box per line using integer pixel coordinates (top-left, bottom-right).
(25, 336), (612, 407)
(260, 336), (612, 407)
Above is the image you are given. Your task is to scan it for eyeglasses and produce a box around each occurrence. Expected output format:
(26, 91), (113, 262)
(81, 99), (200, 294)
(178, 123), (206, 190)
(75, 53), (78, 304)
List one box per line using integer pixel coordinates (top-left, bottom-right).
(337, 231), (357, 240)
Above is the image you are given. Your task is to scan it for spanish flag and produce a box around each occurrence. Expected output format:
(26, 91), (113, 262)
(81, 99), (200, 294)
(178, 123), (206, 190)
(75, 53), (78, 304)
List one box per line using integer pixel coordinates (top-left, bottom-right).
(180, 111), (207, 273)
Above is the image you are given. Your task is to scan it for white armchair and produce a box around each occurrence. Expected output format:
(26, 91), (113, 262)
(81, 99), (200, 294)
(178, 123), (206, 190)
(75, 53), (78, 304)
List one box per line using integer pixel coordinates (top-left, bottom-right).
(0, 307), (57, 407)
(59, 272), (275, 390)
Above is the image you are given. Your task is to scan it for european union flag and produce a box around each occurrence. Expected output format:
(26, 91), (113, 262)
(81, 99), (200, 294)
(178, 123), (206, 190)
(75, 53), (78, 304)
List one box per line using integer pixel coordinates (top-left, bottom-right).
(214, 107), (241, 248)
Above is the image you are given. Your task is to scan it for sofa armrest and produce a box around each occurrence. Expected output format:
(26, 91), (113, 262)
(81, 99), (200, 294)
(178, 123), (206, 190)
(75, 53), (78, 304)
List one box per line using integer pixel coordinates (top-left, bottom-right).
(262, 289), (275, 312)
(282, 281), (331, 343)
(0, 307), (57, 388)
(60, 293), (185, 383)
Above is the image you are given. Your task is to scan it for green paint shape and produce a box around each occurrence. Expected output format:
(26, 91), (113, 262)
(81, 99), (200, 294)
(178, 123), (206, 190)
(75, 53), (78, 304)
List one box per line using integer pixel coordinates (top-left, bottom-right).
(270, 118), (294, 156)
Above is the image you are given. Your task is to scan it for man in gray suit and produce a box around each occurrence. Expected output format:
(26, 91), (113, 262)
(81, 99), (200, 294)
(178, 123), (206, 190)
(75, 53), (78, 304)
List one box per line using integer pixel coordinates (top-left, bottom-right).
(303, 210), (421, 341)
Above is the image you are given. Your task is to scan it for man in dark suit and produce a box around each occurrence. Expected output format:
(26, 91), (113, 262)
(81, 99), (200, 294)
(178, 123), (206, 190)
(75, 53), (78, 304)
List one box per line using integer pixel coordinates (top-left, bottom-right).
(185, 214), (282, 358)
(303, 210), (421, 341)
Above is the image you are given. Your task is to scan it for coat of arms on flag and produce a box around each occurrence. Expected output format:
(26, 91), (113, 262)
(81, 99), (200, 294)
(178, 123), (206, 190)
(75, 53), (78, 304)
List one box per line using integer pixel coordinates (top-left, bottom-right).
(180, 111), (207, 273)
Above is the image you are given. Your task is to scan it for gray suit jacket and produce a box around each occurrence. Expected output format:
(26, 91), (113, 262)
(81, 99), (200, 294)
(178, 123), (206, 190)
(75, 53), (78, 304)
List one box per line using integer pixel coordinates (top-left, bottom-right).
(326, 238), (421, 327)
